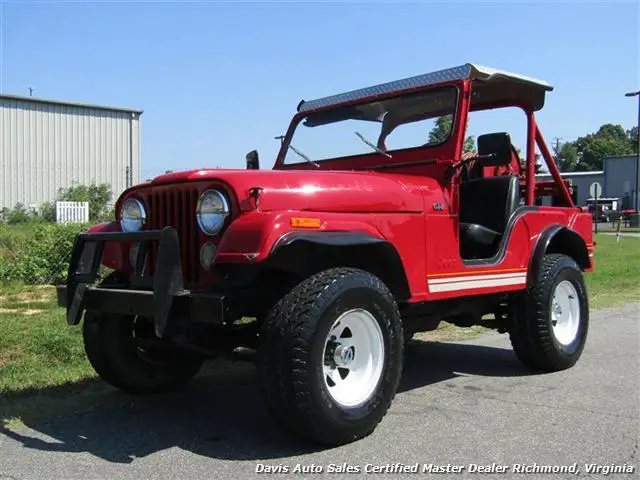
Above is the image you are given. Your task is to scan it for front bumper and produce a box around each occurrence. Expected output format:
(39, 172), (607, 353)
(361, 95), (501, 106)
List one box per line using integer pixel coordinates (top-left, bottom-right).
(58, 227), (226, 337)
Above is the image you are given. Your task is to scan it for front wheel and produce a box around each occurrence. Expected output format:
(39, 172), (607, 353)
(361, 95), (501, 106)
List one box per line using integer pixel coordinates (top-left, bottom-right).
(83, 311), (204, 394)
(510, 254), (589, 371)
(258, 268), (403, 446)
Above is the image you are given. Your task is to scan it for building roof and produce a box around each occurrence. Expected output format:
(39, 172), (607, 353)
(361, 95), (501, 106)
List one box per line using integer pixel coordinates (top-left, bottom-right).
(0, 93), (143, 115)
(298, 63), (553, 113)
(603, 154), (639, 160)
(536, 171), (604, 177)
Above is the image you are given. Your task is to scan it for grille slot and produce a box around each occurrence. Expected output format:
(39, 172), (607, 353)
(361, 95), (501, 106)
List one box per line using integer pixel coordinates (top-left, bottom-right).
(144, 187), (200, 284)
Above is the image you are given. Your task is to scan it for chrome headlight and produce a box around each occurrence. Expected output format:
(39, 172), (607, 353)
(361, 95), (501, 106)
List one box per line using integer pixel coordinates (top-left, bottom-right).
(120, 198), (146, 232)
(196, 190), (229, 235)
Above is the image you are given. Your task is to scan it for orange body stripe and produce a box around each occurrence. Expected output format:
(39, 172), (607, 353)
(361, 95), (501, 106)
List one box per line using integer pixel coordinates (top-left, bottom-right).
(427, 268), (527, 279)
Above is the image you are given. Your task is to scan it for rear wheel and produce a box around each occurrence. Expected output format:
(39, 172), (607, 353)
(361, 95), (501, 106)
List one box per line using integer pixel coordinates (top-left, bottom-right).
(510, 254), (589, 371)
(258, 267), (403, 446)
(83, 311), (204, 394)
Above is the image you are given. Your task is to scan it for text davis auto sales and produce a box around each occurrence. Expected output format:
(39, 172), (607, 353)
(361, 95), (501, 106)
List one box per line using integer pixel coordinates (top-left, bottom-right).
(254, 462), (636, 475)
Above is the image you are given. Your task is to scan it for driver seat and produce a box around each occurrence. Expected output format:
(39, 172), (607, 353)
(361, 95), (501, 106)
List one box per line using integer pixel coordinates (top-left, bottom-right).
(459, 175), (521, 259)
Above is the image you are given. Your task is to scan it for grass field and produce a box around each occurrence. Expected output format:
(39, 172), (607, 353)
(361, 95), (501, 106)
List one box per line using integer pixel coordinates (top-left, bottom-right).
(595, 226), (640, 233)
(0, 284), (93, 395)
(584, 234), (640, 308)
(1, 234), (638, 402)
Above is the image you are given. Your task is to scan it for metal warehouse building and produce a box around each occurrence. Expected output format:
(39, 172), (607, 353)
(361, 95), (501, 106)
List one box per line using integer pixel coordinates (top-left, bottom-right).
(536, 170), (605, 206)
(536, 154), (639, 208)
(1, 94), (142, 210)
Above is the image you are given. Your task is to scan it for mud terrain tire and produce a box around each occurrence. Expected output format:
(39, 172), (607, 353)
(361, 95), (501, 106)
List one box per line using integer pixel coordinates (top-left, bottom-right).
(83, 311), (203, 394)
(258, 267), (403, 446)
(510, 254), (589, 371)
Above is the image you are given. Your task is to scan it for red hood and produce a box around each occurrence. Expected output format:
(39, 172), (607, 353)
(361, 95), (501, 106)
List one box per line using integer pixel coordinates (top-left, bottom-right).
(128, 168), (440, 213)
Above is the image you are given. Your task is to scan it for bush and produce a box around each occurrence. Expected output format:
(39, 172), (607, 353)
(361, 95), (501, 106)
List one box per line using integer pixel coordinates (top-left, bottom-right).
(58, 183), (113, 223)
(0, 223), (88, 285)
(5, 203), (35, 225)
(39, 202), (56, 222)
(0, 223), (41, 253)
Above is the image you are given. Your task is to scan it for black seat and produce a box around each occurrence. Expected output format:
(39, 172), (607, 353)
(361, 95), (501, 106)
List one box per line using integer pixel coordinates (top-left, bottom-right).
(459, 175), (521, 259)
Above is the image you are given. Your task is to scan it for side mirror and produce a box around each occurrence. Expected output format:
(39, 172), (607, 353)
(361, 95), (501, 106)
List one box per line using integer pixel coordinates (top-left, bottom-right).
(246, 150), (259, 170)
(476, 132), (512, 167)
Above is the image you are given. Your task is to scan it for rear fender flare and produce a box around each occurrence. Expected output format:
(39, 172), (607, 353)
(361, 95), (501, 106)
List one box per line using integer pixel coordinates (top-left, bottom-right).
(528, 225), (590, 285)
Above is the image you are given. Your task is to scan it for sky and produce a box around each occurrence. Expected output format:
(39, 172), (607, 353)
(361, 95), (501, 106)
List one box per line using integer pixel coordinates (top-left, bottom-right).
(1, 0), (639, 180)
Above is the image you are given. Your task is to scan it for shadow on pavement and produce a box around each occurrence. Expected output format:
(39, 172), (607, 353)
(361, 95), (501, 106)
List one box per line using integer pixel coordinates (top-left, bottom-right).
(1, 339), (537, 463)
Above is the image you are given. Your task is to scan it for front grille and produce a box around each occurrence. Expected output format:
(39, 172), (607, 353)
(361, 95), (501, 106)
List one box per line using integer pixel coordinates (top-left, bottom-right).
(145, 187), (200, 283)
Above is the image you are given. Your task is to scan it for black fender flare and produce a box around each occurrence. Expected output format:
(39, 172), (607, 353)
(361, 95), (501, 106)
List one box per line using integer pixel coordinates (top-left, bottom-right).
(528, 225), (590, 285)
(268, 231), (412, 301)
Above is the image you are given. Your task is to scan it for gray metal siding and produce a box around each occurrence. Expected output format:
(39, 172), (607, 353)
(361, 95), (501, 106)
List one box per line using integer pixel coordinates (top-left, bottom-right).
(536, 172), (604, 206)
(603, 155), (640, 207)
(1, 97), (140, 210)
(569, 174), (605, 205)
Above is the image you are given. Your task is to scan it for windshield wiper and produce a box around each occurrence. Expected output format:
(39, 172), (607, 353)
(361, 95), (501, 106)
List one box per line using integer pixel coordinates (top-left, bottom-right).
(288, 144), (319, 168)
(354, 131), (392, 158)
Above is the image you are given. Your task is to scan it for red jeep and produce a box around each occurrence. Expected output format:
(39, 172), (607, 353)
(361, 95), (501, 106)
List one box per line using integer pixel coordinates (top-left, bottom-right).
(58, 63), (594, 446)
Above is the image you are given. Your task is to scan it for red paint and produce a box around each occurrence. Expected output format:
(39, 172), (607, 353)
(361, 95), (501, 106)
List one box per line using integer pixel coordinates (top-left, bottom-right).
(105, 73), (592, 302)
(87, 222), (127, 271)
(526, 111), (537, 206)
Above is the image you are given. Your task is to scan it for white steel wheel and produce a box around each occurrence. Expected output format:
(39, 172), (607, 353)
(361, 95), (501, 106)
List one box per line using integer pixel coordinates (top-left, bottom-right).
(550, 280), (580, 346)
(322, 308), (385, 407)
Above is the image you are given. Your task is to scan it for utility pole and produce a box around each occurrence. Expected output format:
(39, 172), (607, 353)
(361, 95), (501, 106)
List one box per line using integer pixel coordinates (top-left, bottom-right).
(625, 91), (640, 214)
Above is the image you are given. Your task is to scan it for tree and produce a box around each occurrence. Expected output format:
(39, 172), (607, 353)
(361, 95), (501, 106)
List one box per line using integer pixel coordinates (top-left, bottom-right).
(428, 115), (453, 144)
(428, 114), (475, 151)
(552, 138), (578, 172)
(572, 123), (635, 171)
(548, 123), (636, 172)
(628, 126), (639, 153)
(463, 134), (476, 153)
(514, 147), (544, 174)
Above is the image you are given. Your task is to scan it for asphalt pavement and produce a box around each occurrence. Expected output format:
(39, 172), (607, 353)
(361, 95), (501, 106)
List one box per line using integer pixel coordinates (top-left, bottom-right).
(1, 303), (638, 479)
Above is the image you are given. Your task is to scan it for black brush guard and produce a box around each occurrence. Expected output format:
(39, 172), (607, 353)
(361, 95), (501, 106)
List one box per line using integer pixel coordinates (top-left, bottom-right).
(57, 227), (226, 338)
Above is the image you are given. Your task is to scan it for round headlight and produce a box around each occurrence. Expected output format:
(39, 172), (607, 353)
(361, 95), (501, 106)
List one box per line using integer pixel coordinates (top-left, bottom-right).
(196, 190), (229, 235)
(120, 198), (146, 232)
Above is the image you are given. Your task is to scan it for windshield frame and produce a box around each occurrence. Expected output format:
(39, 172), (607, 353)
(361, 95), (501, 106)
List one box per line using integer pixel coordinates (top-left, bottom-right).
(274, 82), (462, 169)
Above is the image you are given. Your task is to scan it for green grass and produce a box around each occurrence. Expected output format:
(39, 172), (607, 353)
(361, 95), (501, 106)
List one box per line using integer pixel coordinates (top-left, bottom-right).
(585, 233), (640, 309)
(0, 285), (95, 396)
(0, 233), (638, 411)
(595, 226), (640, 233)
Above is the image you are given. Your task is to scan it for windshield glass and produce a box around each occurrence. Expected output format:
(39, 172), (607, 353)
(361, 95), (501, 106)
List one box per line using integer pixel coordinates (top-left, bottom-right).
(283, 86), (457, 165)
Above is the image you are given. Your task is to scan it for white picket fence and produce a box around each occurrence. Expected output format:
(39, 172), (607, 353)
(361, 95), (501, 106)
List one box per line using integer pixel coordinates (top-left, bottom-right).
(56, 201), (89, 223)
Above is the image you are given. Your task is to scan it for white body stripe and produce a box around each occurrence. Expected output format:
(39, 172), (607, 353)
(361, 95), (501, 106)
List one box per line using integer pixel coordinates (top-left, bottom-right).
(428, 272), (526, 285)
(427, 274), (527, 293)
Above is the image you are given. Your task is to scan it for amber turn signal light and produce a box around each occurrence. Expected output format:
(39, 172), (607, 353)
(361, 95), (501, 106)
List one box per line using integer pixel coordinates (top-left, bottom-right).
(290, 217), (322, 228)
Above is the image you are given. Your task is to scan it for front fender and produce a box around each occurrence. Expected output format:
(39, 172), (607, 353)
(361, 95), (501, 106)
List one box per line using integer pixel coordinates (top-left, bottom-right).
(216, 211), (384, 263)
(87, 221), (126, 271)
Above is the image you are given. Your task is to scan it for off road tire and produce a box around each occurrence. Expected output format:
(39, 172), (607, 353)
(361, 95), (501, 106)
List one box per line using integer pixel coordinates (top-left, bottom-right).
(83, 311), (203, 394)
(510, 254), (589, 371)
(258, 267), (403, 446)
